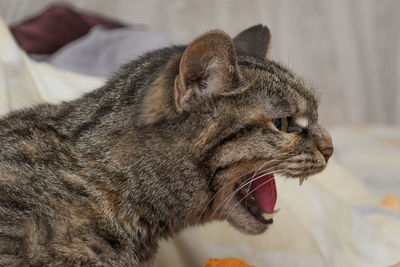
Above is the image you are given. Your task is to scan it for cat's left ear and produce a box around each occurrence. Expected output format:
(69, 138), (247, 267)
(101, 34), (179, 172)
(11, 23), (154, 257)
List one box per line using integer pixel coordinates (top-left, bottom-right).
(175, 30), (241, 112)
(234, 24), (271, 59)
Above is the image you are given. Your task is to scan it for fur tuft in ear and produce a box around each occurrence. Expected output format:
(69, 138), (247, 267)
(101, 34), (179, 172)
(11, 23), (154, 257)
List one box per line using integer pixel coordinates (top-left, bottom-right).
(234, 24), (271, 59)
(175, 30), (240, 112)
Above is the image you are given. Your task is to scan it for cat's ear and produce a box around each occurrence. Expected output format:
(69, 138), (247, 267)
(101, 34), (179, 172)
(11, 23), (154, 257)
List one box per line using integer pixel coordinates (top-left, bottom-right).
(234, 24), (271, 59)
(175, 30), (240, 112)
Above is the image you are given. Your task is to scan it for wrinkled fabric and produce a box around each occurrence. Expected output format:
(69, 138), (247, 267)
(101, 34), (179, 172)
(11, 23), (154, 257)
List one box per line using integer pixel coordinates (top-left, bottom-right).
(0, 17), (103, 115)
(47, 26), (169, 78)
(10, 4), (124, 54)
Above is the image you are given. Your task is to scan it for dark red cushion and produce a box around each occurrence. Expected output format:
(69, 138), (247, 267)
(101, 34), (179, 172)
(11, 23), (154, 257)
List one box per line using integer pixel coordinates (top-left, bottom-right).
(10, 4), (124, 54)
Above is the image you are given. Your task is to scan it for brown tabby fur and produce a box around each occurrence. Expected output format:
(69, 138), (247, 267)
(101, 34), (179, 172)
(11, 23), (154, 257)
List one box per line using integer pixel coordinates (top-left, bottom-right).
(0, 25), (332, 266)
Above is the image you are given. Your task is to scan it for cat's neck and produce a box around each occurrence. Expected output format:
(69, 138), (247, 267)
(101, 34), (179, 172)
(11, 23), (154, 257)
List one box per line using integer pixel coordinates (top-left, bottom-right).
(49, 80), (209, 249)
(39, 48), (213, 254)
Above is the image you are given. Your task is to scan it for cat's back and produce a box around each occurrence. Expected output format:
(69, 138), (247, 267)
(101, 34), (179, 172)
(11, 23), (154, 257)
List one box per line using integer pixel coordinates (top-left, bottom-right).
(0, 104), (74, 173)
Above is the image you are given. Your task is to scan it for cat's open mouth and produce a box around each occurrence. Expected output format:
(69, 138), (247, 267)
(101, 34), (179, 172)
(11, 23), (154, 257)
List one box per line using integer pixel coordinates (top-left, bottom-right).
(235, 172), (279, 225)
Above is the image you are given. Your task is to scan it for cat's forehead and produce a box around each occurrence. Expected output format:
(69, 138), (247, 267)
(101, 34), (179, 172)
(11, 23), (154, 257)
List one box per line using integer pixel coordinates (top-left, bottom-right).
(238, 57), (319, 124)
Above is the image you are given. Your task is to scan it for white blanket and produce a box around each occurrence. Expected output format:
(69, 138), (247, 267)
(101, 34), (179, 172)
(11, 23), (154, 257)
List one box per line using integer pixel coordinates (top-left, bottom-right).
(1, 17), (399, 267)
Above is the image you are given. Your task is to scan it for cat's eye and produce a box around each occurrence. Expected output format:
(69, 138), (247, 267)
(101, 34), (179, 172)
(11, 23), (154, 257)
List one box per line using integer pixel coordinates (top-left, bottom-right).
(272, 117), (288, 132)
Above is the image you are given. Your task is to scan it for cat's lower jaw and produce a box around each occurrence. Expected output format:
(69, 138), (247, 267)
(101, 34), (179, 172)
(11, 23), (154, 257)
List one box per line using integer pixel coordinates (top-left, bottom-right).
(221, 189), (275, 234)
(226, 202), (273, 235)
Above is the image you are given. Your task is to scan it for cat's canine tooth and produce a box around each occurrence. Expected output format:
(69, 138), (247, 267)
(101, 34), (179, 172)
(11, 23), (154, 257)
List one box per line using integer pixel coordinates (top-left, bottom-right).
(299, 177), (305, 186)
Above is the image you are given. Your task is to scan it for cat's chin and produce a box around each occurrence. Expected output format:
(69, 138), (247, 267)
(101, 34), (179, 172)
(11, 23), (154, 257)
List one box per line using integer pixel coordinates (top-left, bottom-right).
(225, 199), (275, 235)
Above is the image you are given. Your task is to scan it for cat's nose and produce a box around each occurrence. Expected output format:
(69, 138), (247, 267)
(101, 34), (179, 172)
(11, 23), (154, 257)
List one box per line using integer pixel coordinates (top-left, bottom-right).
(319, 147), (333, 163)
(316, 128), (333, 163)
(310, 125), (333, 163)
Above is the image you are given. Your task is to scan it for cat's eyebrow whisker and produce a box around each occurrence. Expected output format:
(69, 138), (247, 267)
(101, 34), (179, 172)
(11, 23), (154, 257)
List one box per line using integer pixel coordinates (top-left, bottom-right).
(194, 157), (286, 225)
(215, 168), (286, 219)
(225, 169), (303, 219)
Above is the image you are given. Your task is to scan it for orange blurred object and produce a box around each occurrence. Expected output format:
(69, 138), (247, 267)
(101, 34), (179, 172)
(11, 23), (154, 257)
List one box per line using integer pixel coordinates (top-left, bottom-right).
(204, 257), (255, 267)
(382, 195), (400, 212)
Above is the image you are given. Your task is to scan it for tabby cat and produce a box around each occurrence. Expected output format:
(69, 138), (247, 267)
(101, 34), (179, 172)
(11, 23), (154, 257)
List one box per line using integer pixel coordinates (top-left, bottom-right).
(0, 25), (333, 266)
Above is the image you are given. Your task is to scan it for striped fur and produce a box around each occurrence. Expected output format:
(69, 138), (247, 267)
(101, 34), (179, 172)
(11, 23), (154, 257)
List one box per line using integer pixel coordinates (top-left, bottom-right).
(0, 26), (332, 266)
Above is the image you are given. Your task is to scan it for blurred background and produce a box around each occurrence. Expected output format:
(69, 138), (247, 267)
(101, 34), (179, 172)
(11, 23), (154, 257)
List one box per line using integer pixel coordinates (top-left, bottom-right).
(0, 1), (399, 266)
(1, 0), (400, 126)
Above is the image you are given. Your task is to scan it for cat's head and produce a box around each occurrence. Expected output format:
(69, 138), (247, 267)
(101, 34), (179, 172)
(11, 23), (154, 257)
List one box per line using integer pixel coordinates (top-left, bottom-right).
(138, 25), (333, 235)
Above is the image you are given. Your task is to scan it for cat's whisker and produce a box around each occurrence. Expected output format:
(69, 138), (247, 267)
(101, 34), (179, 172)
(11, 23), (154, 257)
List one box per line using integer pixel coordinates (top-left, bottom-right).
(245, 157), (286, 209)
(225, 169), (303, 219)
(226, 176), (276, 219)
(204, 156), (288, 223)
(216, 168), (287, 218)
(194, 157), (286, 225)
(194, 165), (277, 226)
(242, 156), (286, 209)
(217, 170), (277, 218)
(211, 167), (286, 220)
(192, 167), (261, 226)
(223, 160), (304, 217)
(219, 165), (283, 216)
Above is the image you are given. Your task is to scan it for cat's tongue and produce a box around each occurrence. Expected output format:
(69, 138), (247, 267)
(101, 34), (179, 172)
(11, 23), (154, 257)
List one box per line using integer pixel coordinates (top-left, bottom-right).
(250, 173), (277, 214)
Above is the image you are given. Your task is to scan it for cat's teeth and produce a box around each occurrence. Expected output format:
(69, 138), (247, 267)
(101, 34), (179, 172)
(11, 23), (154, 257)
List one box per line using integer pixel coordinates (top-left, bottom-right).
(263, 213), (274, 221)
(262, 208), (280, 221)
(299, 177), (305, 186)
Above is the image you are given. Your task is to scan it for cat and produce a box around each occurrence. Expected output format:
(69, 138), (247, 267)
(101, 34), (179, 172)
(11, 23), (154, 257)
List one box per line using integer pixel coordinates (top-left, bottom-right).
(0, 24), (333, 266)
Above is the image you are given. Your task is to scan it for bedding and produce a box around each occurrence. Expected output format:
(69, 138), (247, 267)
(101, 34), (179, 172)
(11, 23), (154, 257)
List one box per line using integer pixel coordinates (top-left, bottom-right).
(47, 26), (169, 77)
(1, 16), (399, 267)
(10, 4), (124, 55)
(9, 4), (169, 78)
